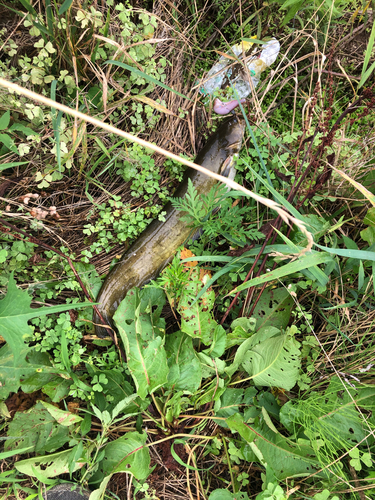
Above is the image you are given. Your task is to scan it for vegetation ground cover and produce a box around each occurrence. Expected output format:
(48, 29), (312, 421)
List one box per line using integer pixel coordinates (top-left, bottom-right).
(0, 0), (375, 499)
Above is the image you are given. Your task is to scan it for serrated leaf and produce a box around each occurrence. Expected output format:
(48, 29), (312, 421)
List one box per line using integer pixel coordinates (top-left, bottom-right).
(114, 287), (168, 400)
(0, 273), (91, 365)
(0, 344), (63, 400)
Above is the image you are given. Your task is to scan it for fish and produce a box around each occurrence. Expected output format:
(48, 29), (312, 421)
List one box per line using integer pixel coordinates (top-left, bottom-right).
(94, 117), (245, 337)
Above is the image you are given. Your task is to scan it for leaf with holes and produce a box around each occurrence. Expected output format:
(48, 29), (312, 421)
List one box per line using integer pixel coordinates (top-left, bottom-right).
(178, 267), (218, 345)
(5, 402), (71, 454)
(94, 432), (151, 481)
(241, 327), (301, 390)
(226, 413), (322, 480)
(252, 287), (294, 331)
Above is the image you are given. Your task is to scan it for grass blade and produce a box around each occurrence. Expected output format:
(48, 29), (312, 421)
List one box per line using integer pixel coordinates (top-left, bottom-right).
(58, 0), (74, 15)
(229, 252), (333, 295)
(106, 60), (191, 101)
(0, 161), (27, 171)
(358, 19), (375, 89)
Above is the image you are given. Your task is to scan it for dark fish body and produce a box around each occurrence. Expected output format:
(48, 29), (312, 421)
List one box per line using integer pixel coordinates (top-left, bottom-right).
(94, 117), (245, 336)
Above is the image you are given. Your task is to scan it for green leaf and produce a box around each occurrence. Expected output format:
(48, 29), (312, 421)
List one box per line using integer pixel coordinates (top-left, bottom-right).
(230, 253), (333, 294)
(165, 330), (202, 392)
(0, 344), (63, 400)
(0, 446), (33, 460)
(40, 401), (82, 426)
(9, 123), (38, 136)
(0, 273), (91, 364)
(97, 432), (151, 480)
(241, 327), (301, 390)
(5, 402), (70, 454)
(358, 20), (375, 89)
(89, 475), (113, 500)
(251, 287), (293, 331)
(15, 449), (87, 478)
(226, 413), (321, 480)
(178, 267), (217, 344)
(226, 317), (256, 349)
(209, 490), (250, 500)
(114, 287), (168, 400)
(0, 110), (10, 130)
(0, 161), (28, 171)
(18, 0), (37, 15)
(0, 133), (18, 154)
(315, 243), (375, 261)
(106, 60), (191, 101)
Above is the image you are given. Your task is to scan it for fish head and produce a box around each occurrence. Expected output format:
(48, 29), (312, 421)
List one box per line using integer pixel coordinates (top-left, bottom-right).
(223, 117), (246, 156)
(219, 117), (245, 178)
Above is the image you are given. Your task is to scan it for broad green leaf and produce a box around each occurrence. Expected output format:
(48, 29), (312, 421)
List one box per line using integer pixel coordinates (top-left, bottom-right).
(241, 328), (301, 390)
(5, 402), (70, 454)
(251, 287), (293, 331)
(0, 344), (63, 400)
(114, 287), (168, 400)
(0, 161), (28, 171)
(209, 489), (250, 500)
(0, 133), (18, 154)
(214, 388), (245, 423)
(227, 413), (321, 480)
(15, 449), (87, 478)
(363, 207), (375, 227)
(9, 123), (38, 135)
(0, 273), (91, 364)
(229, 253), (333, 294)
(225, 326), (280, 378)
(202, 324), (226, 358)
(40, 401), (82, 426)
(226, 317), (256, 349)
(41, 376), (72, 402)
(178, 267), (218, 344)
(0, 110), (10, 130)
(165, 330), (202, 392)
(98, 432), (150, 480)
(58, 0), (74, 14)
(89, 475), (113, 500)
